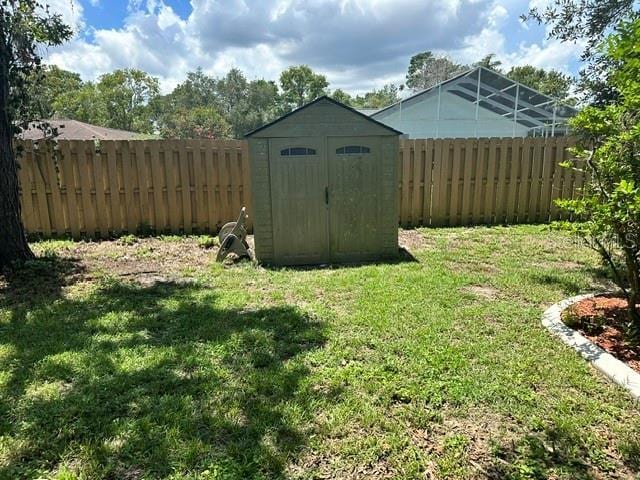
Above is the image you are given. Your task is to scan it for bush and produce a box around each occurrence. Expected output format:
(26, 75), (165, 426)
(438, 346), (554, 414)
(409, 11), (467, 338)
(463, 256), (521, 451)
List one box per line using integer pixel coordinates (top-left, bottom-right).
(558, 19), (640, 335)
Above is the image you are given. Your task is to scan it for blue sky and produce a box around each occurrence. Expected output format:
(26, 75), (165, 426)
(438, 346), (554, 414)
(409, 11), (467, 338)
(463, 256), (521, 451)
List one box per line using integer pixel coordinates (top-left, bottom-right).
(45, 0), (585, 94)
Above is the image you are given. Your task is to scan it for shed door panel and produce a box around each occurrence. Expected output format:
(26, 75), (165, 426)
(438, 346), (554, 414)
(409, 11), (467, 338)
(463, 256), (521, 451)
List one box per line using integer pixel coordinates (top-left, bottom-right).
(328, 137), (383, 262)
(269, 138), (329, 265)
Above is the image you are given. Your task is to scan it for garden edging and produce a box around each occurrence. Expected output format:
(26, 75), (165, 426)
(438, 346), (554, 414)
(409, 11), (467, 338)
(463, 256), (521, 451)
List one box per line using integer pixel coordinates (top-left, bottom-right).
(542, 293), (640, 401)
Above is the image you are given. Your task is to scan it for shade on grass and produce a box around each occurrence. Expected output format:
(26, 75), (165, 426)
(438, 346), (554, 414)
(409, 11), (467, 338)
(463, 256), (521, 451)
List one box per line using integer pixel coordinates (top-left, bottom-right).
(0, 225), (638, 479)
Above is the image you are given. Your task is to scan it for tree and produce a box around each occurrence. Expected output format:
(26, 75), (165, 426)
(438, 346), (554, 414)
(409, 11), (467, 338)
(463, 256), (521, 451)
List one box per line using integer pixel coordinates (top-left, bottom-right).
(215, 68), (248, 116)
(214, 68), (250, 137)
(330, 88), (353, 106)
(406, 51), (467, 91)
(522, 0), (637, 104)
(524, 0), (635, 58)
(0, 1), (71, 267)
(238, 79), (280, 135)
(154, 68), (279, 138)
(506, 66), (574, 102)
(167, 67), (216, 110)
(557, 19), (640, 333)
(95, 69), (159, 132)
(353, 84), (401, 109)
(54, 82), (105, 124)
(474, 54), (502, 71)
(279, 65), (329, 110)
(20, 65), (82, 120)
(158, 106), (230, 139)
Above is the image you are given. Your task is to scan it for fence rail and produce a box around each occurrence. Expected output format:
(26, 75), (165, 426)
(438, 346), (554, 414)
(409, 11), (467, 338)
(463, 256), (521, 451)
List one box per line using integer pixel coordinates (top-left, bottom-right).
(16, 137), (583, 239)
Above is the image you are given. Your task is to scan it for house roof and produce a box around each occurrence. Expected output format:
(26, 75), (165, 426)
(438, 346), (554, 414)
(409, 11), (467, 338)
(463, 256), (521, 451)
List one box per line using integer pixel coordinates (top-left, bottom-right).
(355, 108), (381, 116)
(19, 119), (141, 141)
(372, 66), (578, 131)
(245, 95), (403, 137)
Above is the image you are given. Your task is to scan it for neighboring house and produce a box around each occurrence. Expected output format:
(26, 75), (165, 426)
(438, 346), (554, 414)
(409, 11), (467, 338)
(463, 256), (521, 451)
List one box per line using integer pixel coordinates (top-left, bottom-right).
(19, 119), (142, 141)
(371, 66), (577, 139)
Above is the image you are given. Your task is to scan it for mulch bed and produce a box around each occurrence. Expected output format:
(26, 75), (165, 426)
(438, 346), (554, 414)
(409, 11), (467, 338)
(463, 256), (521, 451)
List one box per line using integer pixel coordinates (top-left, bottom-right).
(564, 295), (640, 373)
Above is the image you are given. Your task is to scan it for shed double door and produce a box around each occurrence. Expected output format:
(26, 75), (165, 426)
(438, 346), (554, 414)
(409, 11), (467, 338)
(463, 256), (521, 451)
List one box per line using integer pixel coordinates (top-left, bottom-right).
(269, 137), (382, 264)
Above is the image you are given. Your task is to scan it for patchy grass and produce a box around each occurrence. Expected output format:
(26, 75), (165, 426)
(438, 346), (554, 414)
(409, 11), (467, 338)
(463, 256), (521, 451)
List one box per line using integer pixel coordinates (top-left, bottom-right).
(0, 225), (638, 479)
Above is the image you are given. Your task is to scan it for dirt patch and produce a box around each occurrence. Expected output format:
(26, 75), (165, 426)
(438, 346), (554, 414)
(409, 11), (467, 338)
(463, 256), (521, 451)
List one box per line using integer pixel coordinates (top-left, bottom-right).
(29, 236), (234, 287)
(564, 295), (640, 373)
(288, 451), (397, 480)
(411, 408), (637, 479)
(462, 285), (501, 300)
(410, 409), (518, 478)
(398, 229), (431, 252)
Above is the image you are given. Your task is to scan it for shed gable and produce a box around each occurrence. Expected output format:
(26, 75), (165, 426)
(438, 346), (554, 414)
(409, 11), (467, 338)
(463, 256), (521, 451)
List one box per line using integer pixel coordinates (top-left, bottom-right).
(246, 97), (401, 138)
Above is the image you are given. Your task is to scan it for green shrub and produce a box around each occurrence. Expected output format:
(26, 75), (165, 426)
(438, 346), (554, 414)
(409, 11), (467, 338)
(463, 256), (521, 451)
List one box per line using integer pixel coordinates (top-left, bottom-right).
(558, 19), (640, 335)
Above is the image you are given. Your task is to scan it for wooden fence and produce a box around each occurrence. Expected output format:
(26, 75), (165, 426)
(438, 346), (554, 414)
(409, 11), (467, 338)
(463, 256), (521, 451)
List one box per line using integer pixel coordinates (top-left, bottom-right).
(17, 139), (250, 238)
(16, 137), (583, 239)
(397, 137), (583, 227)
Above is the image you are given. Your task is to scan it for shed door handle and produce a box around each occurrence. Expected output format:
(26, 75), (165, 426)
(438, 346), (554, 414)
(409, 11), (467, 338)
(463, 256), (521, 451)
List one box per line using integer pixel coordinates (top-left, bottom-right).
(325, 186), (329, 205)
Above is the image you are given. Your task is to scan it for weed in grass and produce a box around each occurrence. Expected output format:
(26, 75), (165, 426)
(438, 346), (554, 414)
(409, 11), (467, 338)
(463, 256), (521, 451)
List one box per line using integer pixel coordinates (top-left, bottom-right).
(117, 234), (138, 246)
(438, 433), (471, 478)
(30, 239), (75, 257)
(133, 244), (155, 259)
(159, 234), (184, 243)
(197, 235), (218, 249)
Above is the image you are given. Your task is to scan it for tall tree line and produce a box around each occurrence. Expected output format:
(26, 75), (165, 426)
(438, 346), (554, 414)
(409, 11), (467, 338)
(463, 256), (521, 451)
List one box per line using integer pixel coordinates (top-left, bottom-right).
(23, 54), (577, 141)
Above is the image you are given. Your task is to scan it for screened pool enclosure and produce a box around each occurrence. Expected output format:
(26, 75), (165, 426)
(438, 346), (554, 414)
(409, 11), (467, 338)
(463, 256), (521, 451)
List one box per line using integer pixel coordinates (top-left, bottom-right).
(371, 66), (577, 139)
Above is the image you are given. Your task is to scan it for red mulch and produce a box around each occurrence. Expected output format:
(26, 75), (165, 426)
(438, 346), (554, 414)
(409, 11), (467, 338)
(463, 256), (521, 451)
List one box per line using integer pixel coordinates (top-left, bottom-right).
(564, 295), (640, 373)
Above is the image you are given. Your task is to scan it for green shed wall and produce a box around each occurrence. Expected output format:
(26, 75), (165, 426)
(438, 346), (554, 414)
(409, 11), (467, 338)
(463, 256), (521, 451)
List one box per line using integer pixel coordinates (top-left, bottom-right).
(248, 98), (399, 265)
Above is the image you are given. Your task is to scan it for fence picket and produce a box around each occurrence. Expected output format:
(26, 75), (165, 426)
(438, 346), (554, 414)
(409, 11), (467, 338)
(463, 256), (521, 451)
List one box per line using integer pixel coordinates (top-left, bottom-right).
(471, 139), (485, 224)
(449, 139), (463, 226)
(30, 143), (52, 236)
(401, 141), (412, 226)
(421, 140), (433, 226)
(460, 141), (474, 226)
(484, 139), (498, 224)
(550, 136), (567, 220)
(411, 140), (423, 227)
(17, 141), (36, 232)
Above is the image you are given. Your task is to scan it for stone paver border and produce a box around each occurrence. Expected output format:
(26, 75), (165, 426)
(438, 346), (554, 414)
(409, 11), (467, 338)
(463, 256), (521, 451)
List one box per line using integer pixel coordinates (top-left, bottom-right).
(542, 293), (640, 401)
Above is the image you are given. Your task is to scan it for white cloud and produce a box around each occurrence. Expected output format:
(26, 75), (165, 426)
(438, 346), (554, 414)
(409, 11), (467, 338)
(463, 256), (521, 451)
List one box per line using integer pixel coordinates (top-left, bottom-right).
(43, 0), (585, 94)
(46, 0), (85, 32)
(452, 0), (583, 75)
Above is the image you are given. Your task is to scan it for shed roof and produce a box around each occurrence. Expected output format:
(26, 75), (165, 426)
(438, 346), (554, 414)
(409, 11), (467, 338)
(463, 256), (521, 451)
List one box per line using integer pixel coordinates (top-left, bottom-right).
(19, 119), (141, 141)
(245, 96), (402, 138)
(373, 66), (578, 131)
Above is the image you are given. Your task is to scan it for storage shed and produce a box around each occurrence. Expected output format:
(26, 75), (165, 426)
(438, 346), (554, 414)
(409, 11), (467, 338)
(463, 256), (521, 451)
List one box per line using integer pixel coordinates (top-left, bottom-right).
(246, 96), (402, 265)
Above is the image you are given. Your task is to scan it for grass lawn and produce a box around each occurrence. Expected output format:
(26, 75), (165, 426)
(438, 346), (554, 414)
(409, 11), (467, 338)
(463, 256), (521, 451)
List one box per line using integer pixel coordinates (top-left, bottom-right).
(0, 225), (639, 479)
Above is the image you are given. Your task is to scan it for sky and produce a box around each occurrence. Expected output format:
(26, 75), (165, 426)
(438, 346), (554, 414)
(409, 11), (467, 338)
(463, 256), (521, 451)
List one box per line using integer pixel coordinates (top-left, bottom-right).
(43, 0), (585, 95)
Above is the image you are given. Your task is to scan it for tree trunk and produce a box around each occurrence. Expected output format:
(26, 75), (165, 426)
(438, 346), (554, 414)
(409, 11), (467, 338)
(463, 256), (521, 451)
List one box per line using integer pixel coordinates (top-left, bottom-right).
(625, 257), (640, 335)
(0, 36), (34, 269)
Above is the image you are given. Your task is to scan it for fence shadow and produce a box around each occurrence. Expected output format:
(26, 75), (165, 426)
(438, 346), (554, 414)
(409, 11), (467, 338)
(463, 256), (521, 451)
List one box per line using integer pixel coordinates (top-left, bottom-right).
(0, 278), (327, 478)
